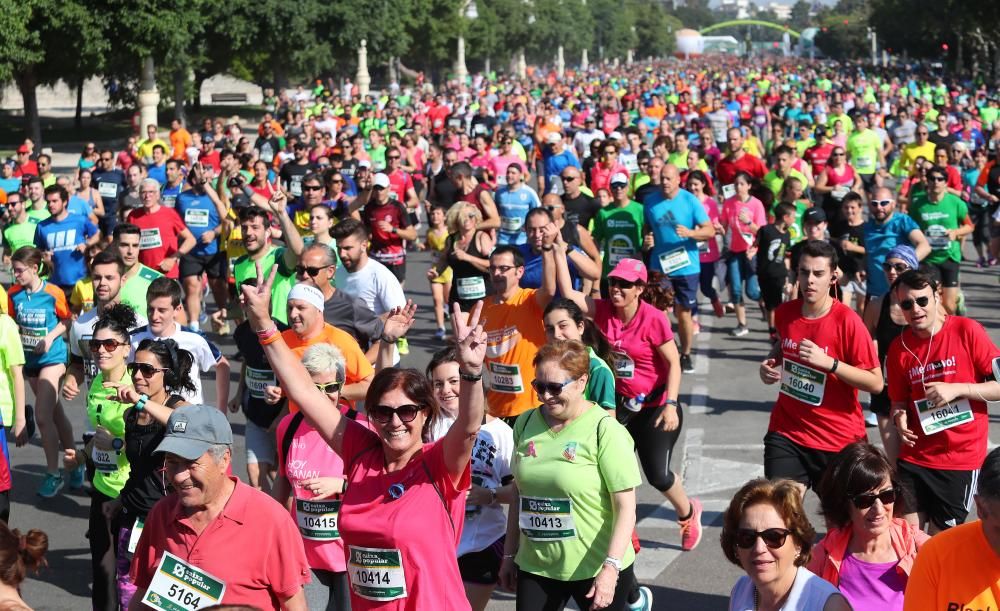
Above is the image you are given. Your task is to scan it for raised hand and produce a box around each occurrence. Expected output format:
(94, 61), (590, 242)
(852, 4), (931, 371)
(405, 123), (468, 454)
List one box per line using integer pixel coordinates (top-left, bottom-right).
(451, 300), (486, 374)
(381, 301), (418, 344)
(241, 262), (278, 332)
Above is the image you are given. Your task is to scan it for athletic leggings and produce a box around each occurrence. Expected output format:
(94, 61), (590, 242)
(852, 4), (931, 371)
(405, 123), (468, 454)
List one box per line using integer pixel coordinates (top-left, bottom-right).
(89, 490), (117, 611)
(313, 569), (351, 611)
(619, 404), (684, 492)
(516, 564), (636, 611)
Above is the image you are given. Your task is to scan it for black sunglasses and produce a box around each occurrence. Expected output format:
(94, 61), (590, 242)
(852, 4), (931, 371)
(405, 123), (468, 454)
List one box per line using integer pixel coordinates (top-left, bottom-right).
(734, 528), (792, 549)
(927, 176), (947, 183)
(852, 488), (896, 510)
(561, 175), (577, 181)
(89, 338), (129, 353)
(370, 404), (424, 424)
(128, 362), (168, 377)
(609, 277), (638, 289)
(899, 295), (931, 311)
(530, 379), (575, 396)
(314, 381), (342, 394)
(295, 264), (331, 277)
(882, 262), (910, 273)
(302, 185), (324, 192)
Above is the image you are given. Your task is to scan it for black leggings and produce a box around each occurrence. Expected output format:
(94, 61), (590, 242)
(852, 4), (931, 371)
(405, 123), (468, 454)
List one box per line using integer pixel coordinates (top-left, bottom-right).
(89, 489), (117, 611)
(619, 404), (684, 492)
(516, 564), (636, 611)
(314, 569), (351, 611)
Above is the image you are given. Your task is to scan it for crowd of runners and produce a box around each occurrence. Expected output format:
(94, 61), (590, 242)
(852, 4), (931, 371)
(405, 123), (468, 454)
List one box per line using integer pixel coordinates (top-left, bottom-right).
(0, 56), (997, 611)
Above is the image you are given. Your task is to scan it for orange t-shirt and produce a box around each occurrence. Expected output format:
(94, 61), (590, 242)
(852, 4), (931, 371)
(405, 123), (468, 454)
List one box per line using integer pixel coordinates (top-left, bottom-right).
(282, 324), (374, 413)
(482, 288), (546, 418)
(169, 128), (192, 161)
(902, 520), (1000, 611)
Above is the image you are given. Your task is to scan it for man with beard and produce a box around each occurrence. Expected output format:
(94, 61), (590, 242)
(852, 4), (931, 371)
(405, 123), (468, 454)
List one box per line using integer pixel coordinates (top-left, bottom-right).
(862, 187), (930, 300)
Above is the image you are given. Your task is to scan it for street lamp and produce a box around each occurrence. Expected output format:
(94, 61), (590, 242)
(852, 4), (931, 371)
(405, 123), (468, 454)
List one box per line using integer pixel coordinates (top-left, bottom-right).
(455, 0), (478, 84)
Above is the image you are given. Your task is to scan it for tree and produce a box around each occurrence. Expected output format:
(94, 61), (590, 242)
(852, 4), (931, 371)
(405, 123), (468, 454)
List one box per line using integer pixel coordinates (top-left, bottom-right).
(789, 0), (812, 30)
(674, 0), (717, 30)
(633, 0), (679, 59)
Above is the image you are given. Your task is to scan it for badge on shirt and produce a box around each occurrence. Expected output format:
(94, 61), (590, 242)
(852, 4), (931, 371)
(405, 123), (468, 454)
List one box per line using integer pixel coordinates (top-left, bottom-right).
(142, 551), (226, 611)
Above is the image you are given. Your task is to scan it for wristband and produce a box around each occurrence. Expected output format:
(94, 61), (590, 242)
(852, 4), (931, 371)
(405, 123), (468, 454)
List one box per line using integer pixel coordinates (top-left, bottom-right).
(255, 326), (278, 338)
(502, 553), (516, 559)
(489, 488), (497, 505)
(260, 330), (283, 346)
(460, 369), (483, 382)
(664, 399), (679, 407)
(603, 556), (623, 572)
(135, 394), (149, 412)
(829, 358), (839, 374)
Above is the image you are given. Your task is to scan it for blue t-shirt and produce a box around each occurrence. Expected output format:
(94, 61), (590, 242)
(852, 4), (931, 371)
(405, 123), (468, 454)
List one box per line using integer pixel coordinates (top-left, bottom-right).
(0, 177), (20, 196)
(517, 243), (583, 291)
(161, 182), (184, 208)
(863, 212), (921, 297)
(9, 281), (69, 368)
(147, 163), (167, 186)
(494, 185), (540, 245)
(34, 213), (97, 286)
(67, 194), (94, 218)
(176, 190), (220, 256)
(90, 168), (127, 213)
(542, 150), (580, 194)
(644, 188), (708, 277)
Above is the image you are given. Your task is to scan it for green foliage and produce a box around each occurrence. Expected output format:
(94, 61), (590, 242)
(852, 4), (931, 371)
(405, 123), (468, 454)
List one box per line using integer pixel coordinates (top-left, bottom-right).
(812, 3), (870, 60)
(788, 0), (812, 30)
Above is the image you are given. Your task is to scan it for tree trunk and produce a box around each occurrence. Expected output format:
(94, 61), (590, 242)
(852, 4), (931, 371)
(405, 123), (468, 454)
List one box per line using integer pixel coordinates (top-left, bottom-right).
(272, 60), (288, 91)
(16, 70), (41, 146)
(74, 77), (84, 130)
(192, 72), (206, 111)
(955, 32), (964, 75)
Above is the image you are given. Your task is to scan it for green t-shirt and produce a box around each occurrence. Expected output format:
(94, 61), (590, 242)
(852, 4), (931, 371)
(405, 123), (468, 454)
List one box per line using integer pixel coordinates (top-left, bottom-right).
(585, 348), (616, 411)
(908, 192), (968, 264)
(26, 207), (49, 222)
(120, 265), (163, 317)
(847, 129), (881, 174)
(512, 405), (641, 580)
(827, 112), (854, 135)
(762, 169), (808, 197)
(0, 315), (25, 426)
(87, 370), (132, 498)
(3, 219), (39, 256)
(233, 246), (295, 323)
(980, 106), (999, 128)
(592, 201), (645, 274)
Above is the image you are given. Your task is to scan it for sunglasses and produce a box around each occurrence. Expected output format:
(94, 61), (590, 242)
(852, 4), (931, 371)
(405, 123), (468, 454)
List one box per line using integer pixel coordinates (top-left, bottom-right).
(370, 404), (424, 424)
(561, 175), (577, 182)
(530, 379), (576, 396)
(302, 185), (324, 192)
(128, 362), (168, 377)
(851, 488), (896, 510)
(927, 176), (947, 183)
(89, 338), (129, 353)
(609, 278), (638, 289)
(387, 155), (400, 160)
(314, 381), (342, 394)
(734, 528), (792, 549)
(489, 264), (515, 274)
(295, 264), (331, 277)
(882, 262), (910, 273)
(372, 185), (385, 191)
(831, 152), (846, 157)
(871, 199), (893, 207)
(899, 295), (931, 311)
(330, 179), (343, 184)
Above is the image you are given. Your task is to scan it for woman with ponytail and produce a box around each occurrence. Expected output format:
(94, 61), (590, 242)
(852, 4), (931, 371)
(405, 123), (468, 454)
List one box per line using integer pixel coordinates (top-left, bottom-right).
(0, 521), (48, 610)
(542, 298), (617, 412)
(102, 338), (195, 610)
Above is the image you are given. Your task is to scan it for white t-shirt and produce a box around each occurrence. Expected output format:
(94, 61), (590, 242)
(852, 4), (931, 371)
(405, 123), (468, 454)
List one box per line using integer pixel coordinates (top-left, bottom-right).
(335, 258), (406, 364)
(459, 418), (514, 557)
(70, 307), (149, 388)
(129, 322), (220, 404)
(729, 568), (841, 611)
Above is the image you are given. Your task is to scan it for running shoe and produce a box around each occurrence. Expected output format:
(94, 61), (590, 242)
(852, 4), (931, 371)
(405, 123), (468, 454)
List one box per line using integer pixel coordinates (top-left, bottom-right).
(433, 328), (446, 340)
(956, 291), (967, 316)
(729, 324), (749, 337)
(989, 257), (998, 267)
(680, 354), (694, 373)
(628, 586), (654, 611)
(711, 297), (725, 318)
(679, 497), (703, 551)
(37, 472), (65, 499)
(977, 257), (987, 268)
(396, 337), (410, 355)
(69, 463), (85, 490)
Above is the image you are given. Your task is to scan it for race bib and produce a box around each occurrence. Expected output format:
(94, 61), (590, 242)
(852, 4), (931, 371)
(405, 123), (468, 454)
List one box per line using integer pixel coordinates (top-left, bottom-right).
(916, 397), (974, 435)
(373, 250), (406, 267)
(854, 155), (873, 170)
(140, 228), (163, 250)
(91, 445), (119, 473)
(500, 216), (522, 232)
(611, 351), (635, 379)
(19, 327), (45, 351)
(296, 498), (341, 541)
(925, 224), (951, 250)
(161, 194), (177, 208)
(779, 360), (828, 406)
(245, 367), (275, 400)
(658, 246), (691, 274)
(832, 186), (850, 201)
(456, 276), (486, 300)
(98, 182), (119, 199)
(184, 209), (210, 228)
(608, 239), (636, 266)
(487, 362), (523, 393)
(142, 552), (226, 611)
(519, 496), (577, 541)
(127, 517), (145, 555)
(722, 184), (736, 199)
(348, 546), (407, 602)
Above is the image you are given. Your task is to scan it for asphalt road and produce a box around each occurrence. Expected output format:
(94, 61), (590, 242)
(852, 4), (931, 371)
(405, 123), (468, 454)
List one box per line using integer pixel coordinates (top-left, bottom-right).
(10, 247), (1000, 611)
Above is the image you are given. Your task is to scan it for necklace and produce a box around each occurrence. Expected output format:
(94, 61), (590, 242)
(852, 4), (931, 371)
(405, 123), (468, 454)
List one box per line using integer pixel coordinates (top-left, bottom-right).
(753, 586), (760, 610)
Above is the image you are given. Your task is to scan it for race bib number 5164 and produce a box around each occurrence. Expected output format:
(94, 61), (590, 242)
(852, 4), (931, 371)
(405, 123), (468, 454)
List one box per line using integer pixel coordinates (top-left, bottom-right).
(142, 552), (225, 611)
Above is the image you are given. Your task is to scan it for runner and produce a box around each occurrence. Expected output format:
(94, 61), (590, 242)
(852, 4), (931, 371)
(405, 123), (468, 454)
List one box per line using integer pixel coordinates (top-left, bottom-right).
(112, 223), (165, 316)
(34, 185), (101, 296)
(719, 172), (766, 337)
(361, 172), (417, 286)
(494, 164), (540, 246)
(592, 173), (645, 296)
(127, 178), (196, 281)
(862, 186), (931, 302)
(176, 163), (228, 332)
(430, 202), (494, 312)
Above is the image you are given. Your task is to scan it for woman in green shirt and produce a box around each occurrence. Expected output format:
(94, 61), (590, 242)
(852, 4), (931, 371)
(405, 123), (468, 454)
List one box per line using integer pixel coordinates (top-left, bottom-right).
(543, 298), (616, 413)
(499, 340), (642, 611)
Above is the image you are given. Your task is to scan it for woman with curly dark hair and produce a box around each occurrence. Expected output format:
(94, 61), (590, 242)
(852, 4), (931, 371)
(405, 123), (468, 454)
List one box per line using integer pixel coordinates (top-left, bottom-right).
(0, 521), (47, 610)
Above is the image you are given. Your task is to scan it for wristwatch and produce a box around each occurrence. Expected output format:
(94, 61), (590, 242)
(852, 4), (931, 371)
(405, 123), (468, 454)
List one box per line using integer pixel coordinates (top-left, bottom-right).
(603, 556), (623, 572)
(135, 394), (149, 412)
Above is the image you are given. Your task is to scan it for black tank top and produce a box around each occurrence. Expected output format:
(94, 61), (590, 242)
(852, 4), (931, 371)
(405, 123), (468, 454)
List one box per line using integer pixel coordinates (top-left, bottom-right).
(120, 395), (185, 517)
(447, 231), (492, 304)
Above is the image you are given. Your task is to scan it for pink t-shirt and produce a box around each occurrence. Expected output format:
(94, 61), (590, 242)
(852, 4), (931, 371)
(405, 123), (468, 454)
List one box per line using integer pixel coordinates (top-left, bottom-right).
(590, 163), (629, 192)
(699, 196), (722, 263)
(487, 154), (528, 183)
(720, 195), (767, 253)
(594, 299), (675, 406)
(338, 419), (471, 610)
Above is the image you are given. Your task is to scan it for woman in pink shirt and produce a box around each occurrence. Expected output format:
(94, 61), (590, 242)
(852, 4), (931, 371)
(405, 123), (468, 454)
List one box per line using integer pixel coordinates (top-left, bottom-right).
(686, 171), (726, 319)
(719, 171), (766, 337)
(589, 141), (628, 192)
(245, 273), (487, 611)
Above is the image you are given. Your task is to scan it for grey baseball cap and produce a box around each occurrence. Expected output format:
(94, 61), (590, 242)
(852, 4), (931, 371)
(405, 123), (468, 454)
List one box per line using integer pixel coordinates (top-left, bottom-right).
(155, 405), (233, 460)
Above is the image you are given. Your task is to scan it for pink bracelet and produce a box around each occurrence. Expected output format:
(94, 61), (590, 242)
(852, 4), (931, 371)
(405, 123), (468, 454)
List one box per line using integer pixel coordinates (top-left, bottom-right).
(255, 326), (278, 339)
(258, 328), (281, 345)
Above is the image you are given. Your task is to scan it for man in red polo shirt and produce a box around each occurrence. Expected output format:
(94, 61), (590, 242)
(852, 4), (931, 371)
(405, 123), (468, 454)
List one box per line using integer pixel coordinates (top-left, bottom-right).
(127, 178), (196, 279)
(130, 404), (310, 610)
(12, 145), (38, 178)
(715, 127), (768, 199)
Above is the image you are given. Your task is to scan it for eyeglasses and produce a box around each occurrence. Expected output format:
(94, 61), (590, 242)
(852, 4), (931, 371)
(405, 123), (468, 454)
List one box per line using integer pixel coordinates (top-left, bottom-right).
(89, 338), (129, 353)
(489, 264), (515, 274)
(871, 199), (893, 207)
(561, 175), (577, 182)
(882, 262), (910, 273)
(295, 264), (332, 277)
(851, 488), (896, 510)
(387, 155), (400, 160)
(927, 176), (946, 183)
(370, 404), (424, 424)
(128, 362), (168, 377)
(530, 379), (576, 396)
(734, 528), (792, 550)
(609, 277), (638, 289)
(899, 295), (931, 311)
(302, 185), (323, 192)
(314, 381), (342, 395)
(831, 152), (846, 157)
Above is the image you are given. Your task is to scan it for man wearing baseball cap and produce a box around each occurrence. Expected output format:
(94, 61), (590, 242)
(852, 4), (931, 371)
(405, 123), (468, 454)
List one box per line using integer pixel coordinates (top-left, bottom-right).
(542, 130), (580, 195)
(12, 145), (38, 178)
(129, 405), (310, 610)
(592, 172), (645, 294)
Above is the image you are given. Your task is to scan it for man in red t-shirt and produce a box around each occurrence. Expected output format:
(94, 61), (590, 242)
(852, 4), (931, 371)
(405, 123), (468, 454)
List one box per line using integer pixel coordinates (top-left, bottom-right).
(127, 178), (196, 279)
(362, 173), (417, 285)
(384, 147), (420, 212)
(715, 127), (768, 195)
(887, 269), (1000, 533)
(759, 239), (882, 494)
(12, 145), (38, 178)
(427, 95), (451, 135)
(804, 126), (836, 177)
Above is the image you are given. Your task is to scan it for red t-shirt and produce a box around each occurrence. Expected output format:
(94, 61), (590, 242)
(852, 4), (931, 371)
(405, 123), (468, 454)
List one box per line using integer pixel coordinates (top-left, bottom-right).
(716, 153), (768, 187)
(387, 169), (414, 204)
(362, 200), (410, 267)
(128, 206), (187, 278)
(427, 105), (450, 134)
(199, 150), (222, 173)
(590, 163), (629, 193)
(769, 299), (879, 452)
(804, 144), (834, 177)
(887, 316), (999, 470)
(13, 160), (38, 178)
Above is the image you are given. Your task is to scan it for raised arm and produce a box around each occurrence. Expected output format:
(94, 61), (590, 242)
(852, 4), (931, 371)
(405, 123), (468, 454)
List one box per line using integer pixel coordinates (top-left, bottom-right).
(442, 301), (487, 484)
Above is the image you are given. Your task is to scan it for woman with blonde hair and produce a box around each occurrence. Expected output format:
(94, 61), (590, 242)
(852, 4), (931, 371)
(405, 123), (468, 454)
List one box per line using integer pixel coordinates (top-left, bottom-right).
(428, 202), (494, 312)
